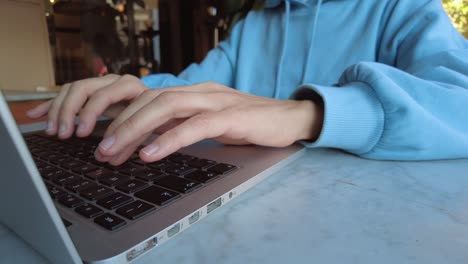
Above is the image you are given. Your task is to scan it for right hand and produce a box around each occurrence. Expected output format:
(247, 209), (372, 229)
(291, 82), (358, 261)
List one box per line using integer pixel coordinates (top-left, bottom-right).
(26, 74), (148, 139)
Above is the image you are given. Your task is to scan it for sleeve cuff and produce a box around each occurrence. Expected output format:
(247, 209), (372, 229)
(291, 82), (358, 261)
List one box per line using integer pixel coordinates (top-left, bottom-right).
(291, 82), (385, 154)
(141, 74), (190, 89)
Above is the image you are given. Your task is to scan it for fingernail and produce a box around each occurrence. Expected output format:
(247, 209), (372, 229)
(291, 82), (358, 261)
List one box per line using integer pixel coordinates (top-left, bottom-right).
(58, 124), (68, 137)
(142, 144), (159, 156)
(94, 151), (106, 162)
(99, 135), (115, 151)
(76, 122), (87, 135)
(26, 109), (36, 117)
(46, 120), (55, 132)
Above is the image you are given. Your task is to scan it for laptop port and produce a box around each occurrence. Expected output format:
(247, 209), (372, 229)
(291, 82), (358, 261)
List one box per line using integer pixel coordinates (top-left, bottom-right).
(188, 211), (200, 224)
(167, 223), (181, 238)
(126, 237), (157, 262)
(207, 198), (222, 214)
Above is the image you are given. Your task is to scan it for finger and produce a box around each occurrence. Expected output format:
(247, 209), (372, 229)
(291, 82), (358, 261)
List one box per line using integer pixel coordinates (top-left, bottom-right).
(107, 135), (149, 165)
(139, 113), (227, 162)
(94, 150), (108, 162)
(103, 89), (158, 138)
(191, 81), (239, 94)
(57, 75), (120, 139)
(77, 75), (146, 137)
(46, 83), (71, 135)
(211, 136), (250, 145)
(98, 91), (226, 157)
(102, 102), (129, 119)
(103, 83), (224, 138)
(153, 119), (186, 134)
(26, 100), (52, 119)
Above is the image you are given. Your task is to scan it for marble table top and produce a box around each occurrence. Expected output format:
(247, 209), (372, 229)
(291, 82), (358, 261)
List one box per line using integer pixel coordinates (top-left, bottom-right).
(1, 148), (468, 264)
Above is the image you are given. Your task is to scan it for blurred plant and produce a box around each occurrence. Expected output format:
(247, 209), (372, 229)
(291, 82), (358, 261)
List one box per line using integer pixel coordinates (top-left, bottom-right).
(442, 0), (468, 38)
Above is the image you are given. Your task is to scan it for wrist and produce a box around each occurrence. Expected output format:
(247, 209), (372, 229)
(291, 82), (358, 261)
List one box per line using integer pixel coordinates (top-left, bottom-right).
(294, 99), (324, 142)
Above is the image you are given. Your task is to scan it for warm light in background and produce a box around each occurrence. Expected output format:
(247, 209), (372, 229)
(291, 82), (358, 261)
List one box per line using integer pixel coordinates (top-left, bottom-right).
(116, 4), (125, 13)
(443, 0), (468, 38)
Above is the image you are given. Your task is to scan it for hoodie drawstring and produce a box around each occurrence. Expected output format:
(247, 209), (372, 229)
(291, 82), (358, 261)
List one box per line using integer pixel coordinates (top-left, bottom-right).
(273, 0), (323, 99)
(301, 0), (322, 83)
(273, 0), (291, 99)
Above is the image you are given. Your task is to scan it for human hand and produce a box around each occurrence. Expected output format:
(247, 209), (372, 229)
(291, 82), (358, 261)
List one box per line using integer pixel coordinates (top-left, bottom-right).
(94, 82), (323, 165)
(26, 74), (148, 139)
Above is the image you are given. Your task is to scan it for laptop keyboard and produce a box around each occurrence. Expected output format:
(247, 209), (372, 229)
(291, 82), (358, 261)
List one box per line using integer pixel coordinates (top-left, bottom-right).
(24, 134), (237, 231)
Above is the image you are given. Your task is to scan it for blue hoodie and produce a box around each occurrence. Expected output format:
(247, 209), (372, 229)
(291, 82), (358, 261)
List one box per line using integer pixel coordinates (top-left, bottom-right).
(142, 0), (468, 161)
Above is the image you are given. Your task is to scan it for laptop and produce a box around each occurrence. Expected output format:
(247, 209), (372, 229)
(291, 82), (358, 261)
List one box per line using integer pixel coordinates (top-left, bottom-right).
(0, 91), (304, 263)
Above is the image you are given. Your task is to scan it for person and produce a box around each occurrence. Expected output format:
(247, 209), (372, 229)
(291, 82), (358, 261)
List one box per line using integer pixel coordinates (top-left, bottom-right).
(27, 0), (468, 165)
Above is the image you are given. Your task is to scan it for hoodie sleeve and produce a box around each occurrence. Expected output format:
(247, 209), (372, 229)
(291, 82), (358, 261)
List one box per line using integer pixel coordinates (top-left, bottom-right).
(292, 0), (468, 160)
(141, 20), (244, 89)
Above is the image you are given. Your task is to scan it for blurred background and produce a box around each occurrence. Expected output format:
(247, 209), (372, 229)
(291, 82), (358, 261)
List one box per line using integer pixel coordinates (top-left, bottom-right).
(43, 0), (253, 85)
(0, 0), (467, 93)
(443, 0), (468, 38)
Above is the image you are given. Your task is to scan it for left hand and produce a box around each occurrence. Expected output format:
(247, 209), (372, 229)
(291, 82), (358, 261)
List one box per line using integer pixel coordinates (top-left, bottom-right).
(96, 82), (323, 165)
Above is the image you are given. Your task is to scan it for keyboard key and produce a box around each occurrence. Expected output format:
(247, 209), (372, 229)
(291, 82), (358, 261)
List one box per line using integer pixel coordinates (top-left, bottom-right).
(33, 160), (47, 168)
(36, 151), (55, 160)
(85, 168), (114, 180)
(116, 200), (155, 220)
(30, 147), (44, 155)
(135, 186), (180, 206)
(49, 155), (69, 165)
(24, 134), (41, 143)
(118, 164), (144, 176)
(154, 176), (201, 194)
(71, 164), (99, 174)
(45, 184), (67, 199)
(74, 150), (90, 158)
(162, 165), (195, 176)
(208, 163), (237, 175)
(131, 158), (147, 166)
(61, 160), (86, 169)
(134, 169), (165, 182)
(62, 147), (81, 155)
(147, 160), (176, 170)
(84, 154), (99, 163)
(187, 159), (216, 169)
(39, 152), (61, 162)
(116, 180), (148, 193)
(99, 174), (130, 187)
(41, 168), (66, 180)
(75, 204), (104, 218)
(170, 155), (195, 164)
(53, 174), (81, 186)
(94, 213), (126, 230)
(65, 179), (97, 193)
(165, 152), (182, 160)
(80, 185), (114, 201)
(184, 170), (220, 183)
(58, 194), (84, 208)
(37, 164), (56, 173)
(128, 153), (140, 160)
(97, 193), (133, 210)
